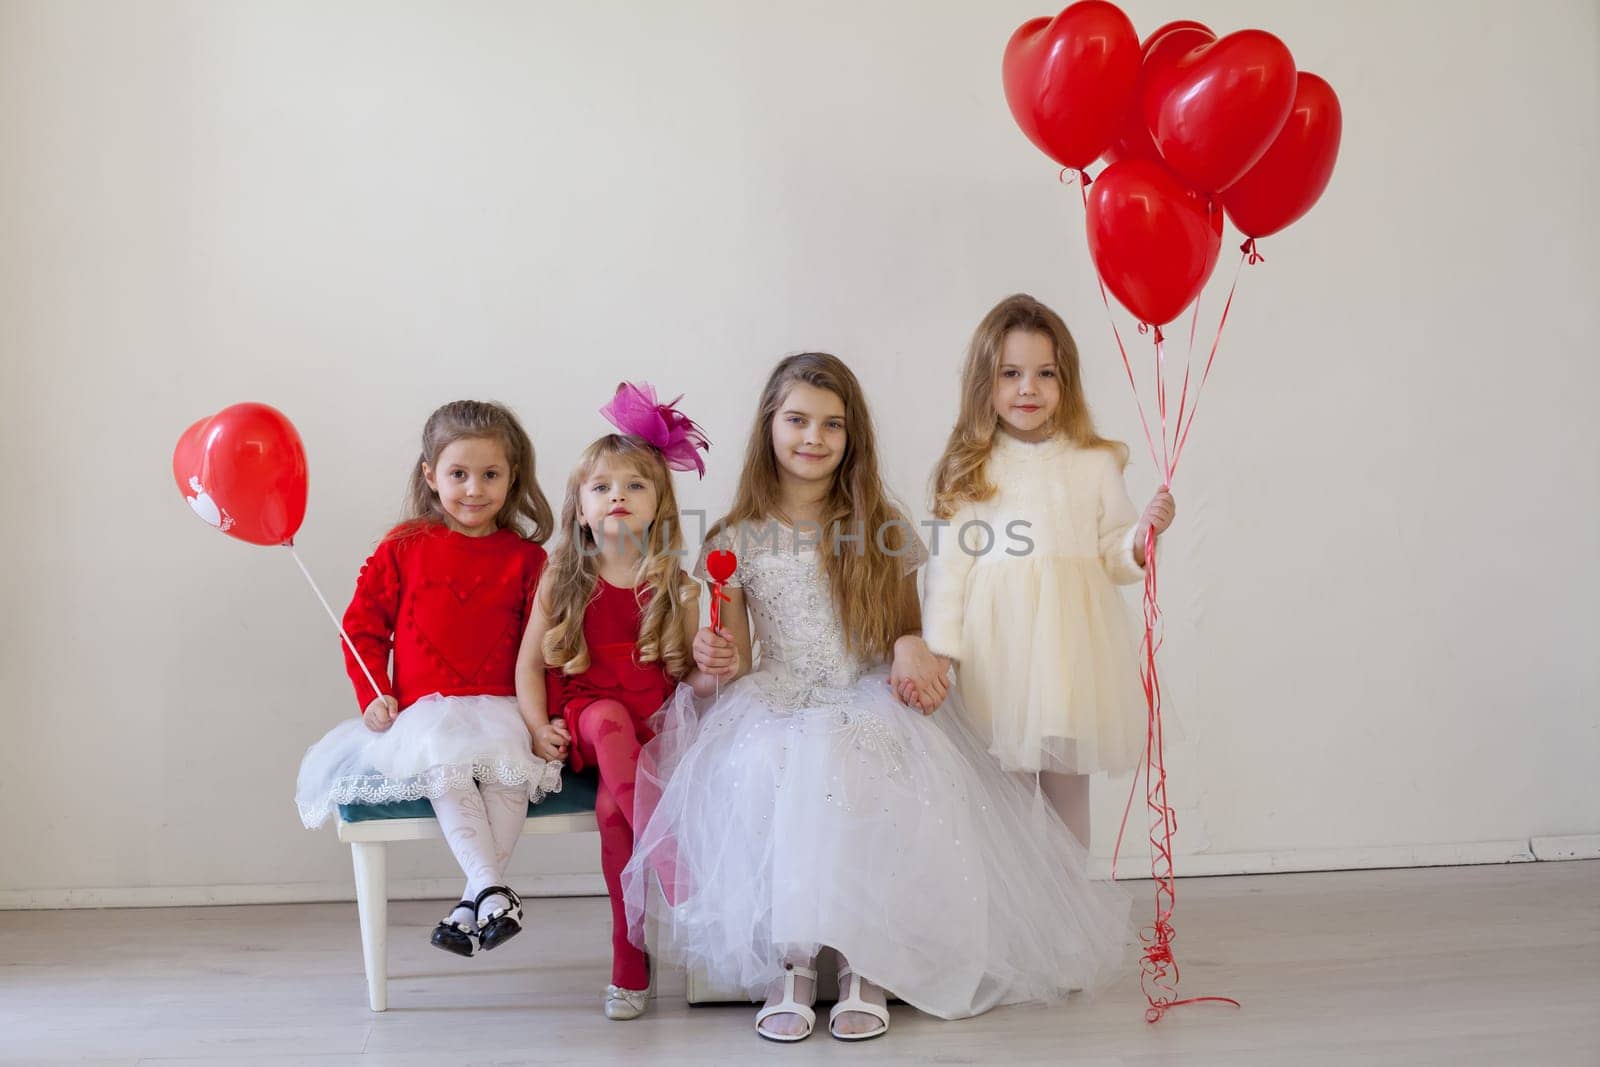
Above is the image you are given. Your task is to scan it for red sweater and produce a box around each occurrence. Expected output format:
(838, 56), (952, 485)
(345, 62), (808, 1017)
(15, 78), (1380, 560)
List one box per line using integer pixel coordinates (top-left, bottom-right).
(342, 523), (548, 713)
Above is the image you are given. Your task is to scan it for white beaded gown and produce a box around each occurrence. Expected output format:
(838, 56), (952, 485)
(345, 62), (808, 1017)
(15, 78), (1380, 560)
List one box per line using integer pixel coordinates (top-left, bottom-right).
(620, 521), (1130, 1019)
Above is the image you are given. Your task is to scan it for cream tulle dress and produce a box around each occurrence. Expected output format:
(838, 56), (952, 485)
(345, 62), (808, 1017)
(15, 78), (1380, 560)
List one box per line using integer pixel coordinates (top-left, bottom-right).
(922, 433), (1148, 776)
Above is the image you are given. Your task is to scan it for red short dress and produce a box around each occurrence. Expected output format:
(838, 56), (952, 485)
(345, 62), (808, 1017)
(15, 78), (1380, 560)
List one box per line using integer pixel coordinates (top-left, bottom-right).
(546, 578), (678, 772)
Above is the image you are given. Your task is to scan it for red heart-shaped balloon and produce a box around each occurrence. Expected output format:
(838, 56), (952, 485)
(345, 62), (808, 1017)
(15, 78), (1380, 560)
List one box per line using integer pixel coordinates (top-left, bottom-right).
(172, 402), (309, 547)
(1002, 1), (1140, 171)
(705, 549), (738, 584)
(1086, 159), (1222, 326)
(1222, 72), (1342, 239)
(1103, 21), (1216, 167)
(1142, 29), (1297, 193)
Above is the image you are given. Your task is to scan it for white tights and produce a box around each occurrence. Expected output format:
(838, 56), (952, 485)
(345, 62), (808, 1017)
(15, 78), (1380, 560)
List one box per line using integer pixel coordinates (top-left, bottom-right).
(431, 781), (528, 924)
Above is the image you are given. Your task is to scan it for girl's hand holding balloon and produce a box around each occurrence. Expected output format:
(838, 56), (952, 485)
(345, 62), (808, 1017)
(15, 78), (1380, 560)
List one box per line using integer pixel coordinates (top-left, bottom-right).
(1134, 488), (1176, 566)
(362, 695), (398, 733)
(1142, 488), (1176, 537)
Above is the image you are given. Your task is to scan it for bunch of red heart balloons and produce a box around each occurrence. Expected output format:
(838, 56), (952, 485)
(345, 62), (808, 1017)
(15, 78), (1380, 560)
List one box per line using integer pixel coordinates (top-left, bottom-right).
(1002, 0), (1342, 326)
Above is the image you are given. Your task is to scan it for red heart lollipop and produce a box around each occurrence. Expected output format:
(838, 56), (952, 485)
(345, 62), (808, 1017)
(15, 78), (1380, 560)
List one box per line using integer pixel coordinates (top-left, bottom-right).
(706, 550), (737, 632)
(705, 550), (738, 583)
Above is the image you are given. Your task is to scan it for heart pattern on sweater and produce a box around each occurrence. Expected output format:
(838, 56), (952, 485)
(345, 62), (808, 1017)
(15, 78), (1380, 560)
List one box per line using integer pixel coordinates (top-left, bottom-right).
(408, 570), (519, 683)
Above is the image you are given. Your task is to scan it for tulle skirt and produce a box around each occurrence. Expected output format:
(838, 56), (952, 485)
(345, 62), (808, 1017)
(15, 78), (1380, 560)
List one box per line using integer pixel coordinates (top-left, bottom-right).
(958, 557), (1148, 775)
(621, 669), (1131, 1019)
(295, 693), (562, 828)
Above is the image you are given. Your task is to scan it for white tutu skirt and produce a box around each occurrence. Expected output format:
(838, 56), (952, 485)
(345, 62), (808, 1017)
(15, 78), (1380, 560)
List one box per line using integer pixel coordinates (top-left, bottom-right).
(621, 670), (1131, 1019)
(959, 557), (1149, 775)
(295, 693), (562, 829)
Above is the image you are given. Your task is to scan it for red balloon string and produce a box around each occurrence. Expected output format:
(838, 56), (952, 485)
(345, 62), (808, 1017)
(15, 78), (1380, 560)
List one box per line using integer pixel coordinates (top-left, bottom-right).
(1172, 284), (1205, 440)
(1241, 236), (1265, 265)
(1153, 331), (1171, 477)
(1081, 181), (1162, 481)
(1074, 177), (1246, 1023)
(1127, 526), (1241, 1023)
(1171, 248), (1250, 471)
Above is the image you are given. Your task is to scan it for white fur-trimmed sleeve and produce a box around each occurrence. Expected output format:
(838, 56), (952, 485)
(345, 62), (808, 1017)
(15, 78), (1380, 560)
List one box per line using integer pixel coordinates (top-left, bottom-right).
(1097, 452), (1146, 586)
(921, 500), (979, 660)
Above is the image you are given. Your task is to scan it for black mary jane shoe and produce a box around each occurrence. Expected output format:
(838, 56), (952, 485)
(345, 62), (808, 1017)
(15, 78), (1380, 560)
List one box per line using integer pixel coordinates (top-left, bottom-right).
(430, 900), (478, 958)
(474, 885), (524, 952)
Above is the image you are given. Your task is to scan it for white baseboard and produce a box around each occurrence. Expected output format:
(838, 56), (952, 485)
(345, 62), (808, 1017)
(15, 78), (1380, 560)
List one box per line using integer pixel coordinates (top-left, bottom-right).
(3, 836), (1593, 910)
(1092, 838), (1537, 880)
(0, 873), (606, 911)
(1530, 833), (1600, 861)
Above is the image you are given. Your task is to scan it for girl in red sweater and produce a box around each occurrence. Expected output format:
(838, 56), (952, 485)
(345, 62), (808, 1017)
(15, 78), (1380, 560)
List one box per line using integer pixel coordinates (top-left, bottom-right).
(516, 383), (719, 1020)
(296, 400), (562, 957)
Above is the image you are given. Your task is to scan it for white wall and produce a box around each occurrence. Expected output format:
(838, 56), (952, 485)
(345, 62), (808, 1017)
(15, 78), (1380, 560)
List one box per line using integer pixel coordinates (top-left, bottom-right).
(2, 0), (1595, 906)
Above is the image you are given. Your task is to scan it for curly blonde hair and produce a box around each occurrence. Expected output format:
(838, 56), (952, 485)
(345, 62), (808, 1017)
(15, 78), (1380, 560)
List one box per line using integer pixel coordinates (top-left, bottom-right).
(542, 435), (696, 680)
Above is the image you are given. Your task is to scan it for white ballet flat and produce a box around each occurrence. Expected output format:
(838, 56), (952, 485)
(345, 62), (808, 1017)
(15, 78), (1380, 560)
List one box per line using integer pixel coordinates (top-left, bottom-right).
(754, 962), (819, 1042)
(828, 966), (889, 1041)
(604, 984), (649, 1020)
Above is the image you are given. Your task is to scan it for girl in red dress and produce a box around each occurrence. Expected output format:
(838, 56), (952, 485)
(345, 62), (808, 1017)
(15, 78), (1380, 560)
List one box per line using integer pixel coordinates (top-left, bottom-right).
(296, 400), (562, 958)
(516, 383), (720, 1020)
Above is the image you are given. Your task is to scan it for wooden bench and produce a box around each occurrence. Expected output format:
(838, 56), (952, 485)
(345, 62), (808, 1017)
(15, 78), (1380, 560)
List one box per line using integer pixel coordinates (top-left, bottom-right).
(334, 774), (600, 1012)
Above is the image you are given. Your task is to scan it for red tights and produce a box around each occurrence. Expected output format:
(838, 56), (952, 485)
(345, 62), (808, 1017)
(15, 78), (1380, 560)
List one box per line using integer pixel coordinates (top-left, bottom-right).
(576, 700), (648, 989)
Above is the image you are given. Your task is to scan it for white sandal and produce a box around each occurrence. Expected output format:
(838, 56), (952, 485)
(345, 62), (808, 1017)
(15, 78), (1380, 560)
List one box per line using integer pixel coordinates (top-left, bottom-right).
(754, 962), (818, 1042)
(828, 965), (889, 1041)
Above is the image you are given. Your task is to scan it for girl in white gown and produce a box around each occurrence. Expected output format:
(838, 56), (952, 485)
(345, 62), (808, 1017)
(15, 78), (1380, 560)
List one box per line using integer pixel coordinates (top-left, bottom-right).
(621, 353), (1129, 1042)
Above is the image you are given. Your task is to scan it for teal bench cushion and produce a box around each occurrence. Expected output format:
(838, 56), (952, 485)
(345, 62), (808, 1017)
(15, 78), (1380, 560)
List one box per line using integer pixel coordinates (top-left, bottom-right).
(338, 771), (599, 823)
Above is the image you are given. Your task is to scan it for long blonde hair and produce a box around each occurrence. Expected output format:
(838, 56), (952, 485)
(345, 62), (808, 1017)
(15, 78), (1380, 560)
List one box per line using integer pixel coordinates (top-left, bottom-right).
(542, 435), (696, 680)
(714, 353), (915, 663)
(931, 294), (1126, 519)
(394, 400), (555, 542)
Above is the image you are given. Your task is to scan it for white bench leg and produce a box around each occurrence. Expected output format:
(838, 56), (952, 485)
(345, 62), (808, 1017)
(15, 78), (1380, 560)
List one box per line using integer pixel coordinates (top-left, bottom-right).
(350, 840), (389, 1012)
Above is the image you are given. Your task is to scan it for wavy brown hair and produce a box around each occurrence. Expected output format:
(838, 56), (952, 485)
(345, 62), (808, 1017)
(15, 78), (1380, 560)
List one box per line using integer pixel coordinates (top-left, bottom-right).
(713, 352), (915, 663)
(392, 400), (555, 542)
(931, 294), (1126, 519)
(542, 435), (696, 680)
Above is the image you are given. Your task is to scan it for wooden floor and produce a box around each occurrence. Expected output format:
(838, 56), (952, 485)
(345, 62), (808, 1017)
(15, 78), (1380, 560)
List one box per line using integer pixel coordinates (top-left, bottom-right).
(2, 861), (1596, 1066)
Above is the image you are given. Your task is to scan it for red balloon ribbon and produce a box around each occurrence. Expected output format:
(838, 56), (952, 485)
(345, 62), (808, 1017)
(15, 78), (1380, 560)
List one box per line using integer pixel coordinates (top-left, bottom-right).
(1078, 180), (1249, 1022)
